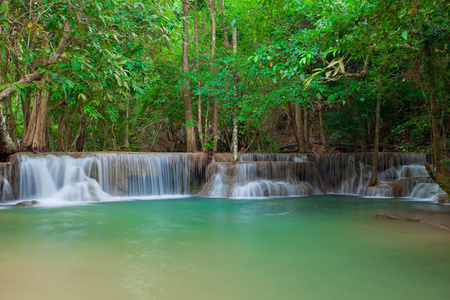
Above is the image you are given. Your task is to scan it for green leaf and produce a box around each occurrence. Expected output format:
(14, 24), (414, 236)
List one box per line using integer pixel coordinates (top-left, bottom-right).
(0, 1), (8, 14)
(72, 58), (80, 70)
(401, 30), (407, 40)
(231, 19), (237, 27)
(114, 73), (123, 86)
(68, 17), (75, 29)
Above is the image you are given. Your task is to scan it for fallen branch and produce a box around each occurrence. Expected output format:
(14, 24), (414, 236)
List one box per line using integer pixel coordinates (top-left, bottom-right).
(376, 214), (450, 231)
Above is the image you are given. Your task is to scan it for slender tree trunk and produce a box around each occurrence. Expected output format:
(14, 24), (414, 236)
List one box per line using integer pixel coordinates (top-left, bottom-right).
(231, 25), (239, 162)
(361, 132), (368, 152)
(47, 116), (53, 151)
(125, 97), (129, 147)
(57, 116), (68, 151)
(354, 137), (360, 180)
(370, 96), (381, 186)
(293, 103), (307, 152)
(303, 105), (311, 152)
(181, 0), (197, 152)
(210, 0), (219, 152)
(423, 42), (443, 172)
(318, 103), (327, 147)
(218, 0), (231, 48)
(193, 0), (204, 151)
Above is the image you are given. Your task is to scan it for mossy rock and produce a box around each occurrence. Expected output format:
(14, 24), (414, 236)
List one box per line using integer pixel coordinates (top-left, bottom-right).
(437, 194), (449, 203)
(15, 200), (40, 206)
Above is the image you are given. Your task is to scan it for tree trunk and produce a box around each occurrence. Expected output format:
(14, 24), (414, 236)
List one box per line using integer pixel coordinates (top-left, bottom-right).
(23, 78), (49, 151)
(422, 40), (449, 193)
(218, 0), (231, 48)
(318, 103), (327, 147)
(231, 25), (238, 162)
(193, 0), (204, 151)
(361, 131), (368, 152)
(210, 0), (219, 152)
(57, 115), (68, 151)
(0, 104), (18, 154)
(423, 42), (444, 172)
(47, 116), (53, 151)
(181, 0), (197, 152)
(370, 96), (381, 186)
(303, 104), (311, 152)
(293, 103), (307, 152)
(125, 97), (129, 147)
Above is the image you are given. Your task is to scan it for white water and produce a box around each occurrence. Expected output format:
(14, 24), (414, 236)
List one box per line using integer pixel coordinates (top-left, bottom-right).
(6, 152), (446, 203)
(17, 154), (191, 203)
(203, 153), (444, 200)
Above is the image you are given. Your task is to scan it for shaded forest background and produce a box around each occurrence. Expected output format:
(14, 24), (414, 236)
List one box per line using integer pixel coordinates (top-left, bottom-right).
(0, 0), (448, 158)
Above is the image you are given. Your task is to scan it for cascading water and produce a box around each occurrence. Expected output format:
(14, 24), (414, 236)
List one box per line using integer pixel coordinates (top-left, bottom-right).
(0, 162), (13, 202)
(201, 153), (443, 201)
(17, 153), (191, 202)
(201, 161), (318, 198)
(8, 152), (446, 203)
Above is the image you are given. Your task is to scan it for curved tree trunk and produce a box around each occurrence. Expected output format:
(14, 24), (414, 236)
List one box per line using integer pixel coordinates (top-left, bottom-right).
(0, 104), (17, 154)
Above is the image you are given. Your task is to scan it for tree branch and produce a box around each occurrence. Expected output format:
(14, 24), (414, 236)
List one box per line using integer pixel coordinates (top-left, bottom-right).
(0, 20), (72, 102)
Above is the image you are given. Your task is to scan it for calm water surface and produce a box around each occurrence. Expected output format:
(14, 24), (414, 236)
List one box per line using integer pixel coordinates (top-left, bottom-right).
(0, 196), (449, 300)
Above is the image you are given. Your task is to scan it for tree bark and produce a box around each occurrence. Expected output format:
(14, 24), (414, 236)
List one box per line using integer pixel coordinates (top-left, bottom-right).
(193, 0), (204, 151)
(218, 0), (231, 48)
(293, 103), (307, 153)
(303, 105), (311, 152)
(422, 39), (448, 193)
(318, 103), (327, 147)
(231, 25), (238, 162)
(181, 0), (197, 152)
(125, 97), (129, 147)
(22, 77), (49, 151)
(369, 96), (381, 186)
(0, 104), (17, 154)
(423, 42), (444, 172)
(210, 0), (219, 152)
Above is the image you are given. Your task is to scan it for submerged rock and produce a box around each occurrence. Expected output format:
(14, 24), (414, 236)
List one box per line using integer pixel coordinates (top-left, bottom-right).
(15, 200), (40, 206)
(437, 194), (449, 203)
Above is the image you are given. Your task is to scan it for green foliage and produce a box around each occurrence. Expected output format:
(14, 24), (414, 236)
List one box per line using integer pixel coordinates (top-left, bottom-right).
(0, 0), (448, 153)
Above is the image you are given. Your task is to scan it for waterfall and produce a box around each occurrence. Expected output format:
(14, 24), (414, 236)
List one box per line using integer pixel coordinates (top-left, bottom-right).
(7, 152), (445, 203)
(202, 153), (443, 200)
(17, 153), (191, 202)
(200, 161), (319, 198)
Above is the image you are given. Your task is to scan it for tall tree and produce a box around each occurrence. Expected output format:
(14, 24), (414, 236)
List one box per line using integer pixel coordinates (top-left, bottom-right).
(209, 0), (219, 152)
(181, 0), (197, 152)
(231, 24), (238, 161)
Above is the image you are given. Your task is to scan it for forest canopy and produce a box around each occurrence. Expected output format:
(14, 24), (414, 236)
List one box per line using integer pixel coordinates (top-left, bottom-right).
(0, 0), (448, 159)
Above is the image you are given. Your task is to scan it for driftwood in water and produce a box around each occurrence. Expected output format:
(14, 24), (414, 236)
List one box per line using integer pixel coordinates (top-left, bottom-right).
(376, 214), (450, 231)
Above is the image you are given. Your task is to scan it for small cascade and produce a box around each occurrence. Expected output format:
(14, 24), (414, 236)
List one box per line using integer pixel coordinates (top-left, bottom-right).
(16, 153), (192, 202)
(200, 161), (318, 198)
(0, 162), (14, 202)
